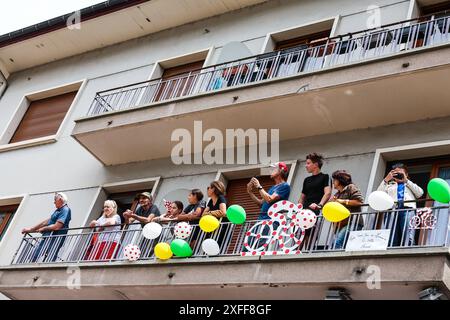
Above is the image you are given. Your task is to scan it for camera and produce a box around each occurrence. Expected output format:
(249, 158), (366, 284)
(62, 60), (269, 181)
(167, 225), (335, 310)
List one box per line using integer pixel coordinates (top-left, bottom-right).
(393, 172), (404, 180)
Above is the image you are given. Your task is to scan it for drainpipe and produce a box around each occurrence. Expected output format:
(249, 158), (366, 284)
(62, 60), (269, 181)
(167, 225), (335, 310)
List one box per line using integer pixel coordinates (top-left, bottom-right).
(0, 69), (7, 99)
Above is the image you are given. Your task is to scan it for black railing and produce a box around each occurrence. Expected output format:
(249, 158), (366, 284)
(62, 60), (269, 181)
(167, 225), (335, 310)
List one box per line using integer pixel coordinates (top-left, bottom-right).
(11, 204), (450, 265)
(86, 14), (450, 116)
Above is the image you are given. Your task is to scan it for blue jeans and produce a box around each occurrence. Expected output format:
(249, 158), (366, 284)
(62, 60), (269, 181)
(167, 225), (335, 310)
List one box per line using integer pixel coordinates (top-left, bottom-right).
(387, 207), (415, 247)
(31, 234), (66, 262)
(334, 224), (363, 249)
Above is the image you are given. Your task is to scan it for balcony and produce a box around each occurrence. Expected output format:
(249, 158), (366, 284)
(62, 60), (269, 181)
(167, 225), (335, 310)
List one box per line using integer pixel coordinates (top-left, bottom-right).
(72, 14), (450, 165)
(1, 205), (449, 299)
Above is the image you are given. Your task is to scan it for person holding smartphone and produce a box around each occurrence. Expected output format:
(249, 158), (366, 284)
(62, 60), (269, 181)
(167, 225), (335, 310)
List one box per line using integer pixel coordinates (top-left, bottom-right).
(377, 163), (423, 246)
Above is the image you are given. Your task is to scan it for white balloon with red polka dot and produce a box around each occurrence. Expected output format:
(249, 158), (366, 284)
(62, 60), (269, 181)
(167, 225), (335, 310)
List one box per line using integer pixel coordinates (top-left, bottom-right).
(124, 244), (141, 261)
(174, 222), (192, 239)
(294, 209), (317, 230)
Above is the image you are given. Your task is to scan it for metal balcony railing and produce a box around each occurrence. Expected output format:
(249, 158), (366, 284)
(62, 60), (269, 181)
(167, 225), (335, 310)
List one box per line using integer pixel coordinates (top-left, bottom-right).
(11, 205), (450, 265)
(86, 14), (450, 116)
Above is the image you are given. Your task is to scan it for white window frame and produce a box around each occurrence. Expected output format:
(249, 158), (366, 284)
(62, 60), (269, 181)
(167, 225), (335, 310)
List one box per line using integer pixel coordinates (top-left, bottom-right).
(366, 139), (450, 201)
(0, 194), (28, 252)
(0, 79), (87, 152)
(82, 176), (162, 227)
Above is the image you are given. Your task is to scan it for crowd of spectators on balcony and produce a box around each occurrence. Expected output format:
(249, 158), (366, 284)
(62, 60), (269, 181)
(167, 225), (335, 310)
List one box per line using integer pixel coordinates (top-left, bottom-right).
(21, 152), (428, 263)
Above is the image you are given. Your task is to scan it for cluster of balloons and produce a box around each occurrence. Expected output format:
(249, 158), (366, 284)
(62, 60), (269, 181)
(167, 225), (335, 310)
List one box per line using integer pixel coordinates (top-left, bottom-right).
(198, 205), (247, 233)
(196, 205), (247, 256)
(321, 178), (450, 223)
(122, 204), (252, 260)
(155, 222), (194, 260)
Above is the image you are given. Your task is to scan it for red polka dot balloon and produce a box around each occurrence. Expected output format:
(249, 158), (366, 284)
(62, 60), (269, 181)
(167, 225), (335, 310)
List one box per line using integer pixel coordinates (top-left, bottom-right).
(123, 244), (141, 262)
(174, 222), (192, 239)
(294, 209), (317, 230)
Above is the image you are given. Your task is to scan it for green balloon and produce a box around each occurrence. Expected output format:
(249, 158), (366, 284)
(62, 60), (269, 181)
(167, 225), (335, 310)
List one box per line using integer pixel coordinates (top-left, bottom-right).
(170, 239), (193, 257)
(226, 205), (246, 224)
(427, 178), (450, 203)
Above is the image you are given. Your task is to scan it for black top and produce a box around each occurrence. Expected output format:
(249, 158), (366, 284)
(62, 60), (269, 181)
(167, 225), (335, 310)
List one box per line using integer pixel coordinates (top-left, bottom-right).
(302, 173), (330, 209)
(207, 195), (226, 211)
(183, 200), (207, 215)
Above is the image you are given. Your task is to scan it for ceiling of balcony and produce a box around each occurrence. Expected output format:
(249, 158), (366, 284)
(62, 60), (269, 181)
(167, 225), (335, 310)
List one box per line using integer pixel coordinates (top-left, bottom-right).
(0, 0), (268, 74)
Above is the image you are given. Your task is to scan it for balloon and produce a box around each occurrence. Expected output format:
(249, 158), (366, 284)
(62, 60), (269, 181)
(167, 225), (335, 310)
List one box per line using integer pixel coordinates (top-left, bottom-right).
(123, 244), (141, 261)
(170, 239), (193, 257)
(294, 209), (317, 230)
(322, 202), (350, 222)
(199, 215), (220, 232)
(142, 222), (162, 240)
(226, 205), (246, 224)
(201, 238), (220, 256)
(427, 178), (450, 203)
(174, 222), (192, 239)
(368, 191), (395, 211)
(154, 242), (173, 260)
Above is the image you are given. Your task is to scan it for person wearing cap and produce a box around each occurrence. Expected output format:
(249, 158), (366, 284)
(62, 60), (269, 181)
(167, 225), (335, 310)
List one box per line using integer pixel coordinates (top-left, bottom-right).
(247, 162), (291, 220)
(21, 192), (72, 262)
(123, 192), (160, 226)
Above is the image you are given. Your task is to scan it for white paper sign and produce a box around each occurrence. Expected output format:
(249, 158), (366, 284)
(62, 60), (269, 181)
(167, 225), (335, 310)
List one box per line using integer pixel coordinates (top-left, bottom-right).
(345, 229), (391, 252)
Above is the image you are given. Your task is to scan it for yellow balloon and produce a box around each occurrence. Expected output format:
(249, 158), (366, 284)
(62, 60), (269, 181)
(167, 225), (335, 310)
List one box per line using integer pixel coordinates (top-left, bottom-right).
(322, 202), (350, 222)
(199, 215), (220, 233)
(154, 242), (173, 260)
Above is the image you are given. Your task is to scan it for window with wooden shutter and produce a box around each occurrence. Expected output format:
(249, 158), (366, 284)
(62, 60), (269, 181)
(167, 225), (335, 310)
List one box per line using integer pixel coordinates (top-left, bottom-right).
(9, 91), (77, 144)
(275, 29), (332, 51)
(154, 60), (205, 101)
(225, 176), (274, 254)
(421, 0), (450, 16)
(0, 204), (18, 241)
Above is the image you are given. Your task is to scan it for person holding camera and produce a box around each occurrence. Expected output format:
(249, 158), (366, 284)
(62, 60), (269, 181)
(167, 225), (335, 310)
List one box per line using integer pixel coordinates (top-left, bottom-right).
(377, 163), (423, 246)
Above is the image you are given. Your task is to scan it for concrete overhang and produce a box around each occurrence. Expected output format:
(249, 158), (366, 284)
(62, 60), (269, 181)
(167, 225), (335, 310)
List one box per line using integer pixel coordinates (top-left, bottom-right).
(72, 44), (450, 166)
(0, 0), (268, 74)
(1, 247), (449, 299)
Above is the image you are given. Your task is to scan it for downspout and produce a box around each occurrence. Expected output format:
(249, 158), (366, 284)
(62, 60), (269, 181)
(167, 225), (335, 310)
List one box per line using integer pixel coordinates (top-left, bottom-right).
(0, 69), (7, 100)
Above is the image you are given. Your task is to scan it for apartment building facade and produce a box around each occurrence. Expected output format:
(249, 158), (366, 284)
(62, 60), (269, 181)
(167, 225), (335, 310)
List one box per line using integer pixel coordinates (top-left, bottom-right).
(0, 0), (450, 299)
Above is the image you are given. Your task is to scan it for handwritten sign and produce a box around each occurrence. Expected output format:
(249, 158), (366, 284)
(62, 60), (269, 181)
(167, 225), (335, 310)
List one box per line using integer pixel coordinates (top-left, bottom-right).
(345, 229), (391, 252)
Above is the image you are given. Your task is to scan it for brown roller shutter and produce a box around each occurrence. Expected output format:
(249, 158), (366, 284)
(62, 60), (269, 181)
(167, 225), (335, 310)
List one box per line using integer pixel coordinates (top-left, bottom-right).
(275, 29), (331, 51)
(10, 91), (77, 143)
(0, 204), (18, 241)
(225, 176), (274, 254)
(155, 60), (205, 101)
(421, 1), (450, 15)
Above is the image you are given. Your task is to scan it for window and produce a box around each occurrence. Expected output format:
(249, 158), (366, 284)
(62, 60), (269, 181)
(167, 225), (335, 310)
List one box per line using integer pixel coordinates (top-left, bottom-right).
(155, 60), (205, 101)
(224, 176), (273, 254)
(384, 155), (450, 246)
(275, 29), (332, 51)
(259, 22), (334, 79)
(420, 0), (450, 17)
(0, 204), (18, 241)
(106, 189), (151, 223)
(9, 91), (77, 143)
